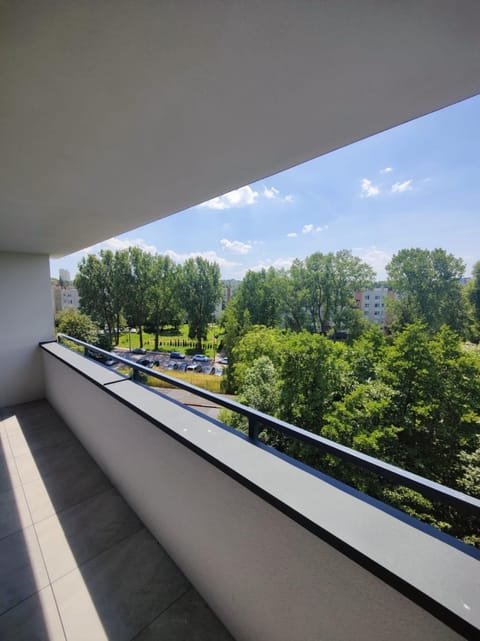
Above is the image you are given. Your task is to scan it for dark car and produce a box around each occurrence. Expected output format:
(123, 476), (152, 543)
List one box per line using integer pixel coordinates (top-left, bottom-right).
(192, 354), (209, 362)
(138, 358), (153, 368)
(170, 351), (185, 359)
(132, 348), (147, 355)
(86, 350), (116, 367)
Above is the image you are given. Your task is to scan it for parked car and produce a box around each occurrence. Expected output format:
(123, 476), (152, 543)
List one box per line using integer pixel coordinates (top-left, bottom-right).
(138, 358), (153, 368)
(219, 357), (228, 365)
(132, 347), (147, 355)
(202, 366), (215, 375)
(170, 351), (185, 359)
(86, 350), (116, 367)
(176, 362), (187, 372)
(192, 354), (209, 362)
(186, 363), (202, 372)
(214, 367), (223, 377)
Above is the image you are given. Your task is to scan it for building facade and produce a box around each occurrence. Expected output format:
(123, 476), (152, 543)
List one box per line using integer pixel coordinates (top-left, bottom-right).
(356, 287), (394, 327)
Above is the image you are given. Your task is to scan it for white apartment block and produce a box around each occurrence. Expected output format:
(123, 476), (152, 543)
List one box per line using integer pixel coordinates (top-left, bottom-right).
(52, 285), (80, 313)
(59, 268), (71, 283)
(356, 287), (393, 326)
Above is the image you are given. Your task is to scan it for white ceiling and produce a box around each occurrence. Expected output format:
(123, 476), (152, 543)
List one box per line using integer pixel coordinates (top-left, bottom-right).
(1, 1), (479, 257)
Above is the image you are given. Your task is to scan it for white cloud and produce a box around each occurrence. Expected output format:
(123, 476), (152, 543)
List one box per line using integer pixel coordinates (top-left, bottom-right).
(164, 249), (238, 269)
(263, 186), (280, 199)
(248, 256), (295, 273)
(302, 224), (314, 234)
(200, 185), (259, 210)
(81, 236), (158, 255)
(263, 185), (294, 203)
(391, 179), (413, 193)
(287, 232), (298, 238)
(360, 178), (380, 198)
(220, 238), (253, 255)
(380, 167), (393, 174)
(200, 183), (294, 209)
(353, 247), (392, 280)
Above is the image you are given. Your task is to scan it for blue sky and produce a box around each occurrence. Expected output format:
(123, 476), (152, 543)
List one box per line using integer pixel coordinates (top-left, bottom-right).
(51, 94), (480, 282)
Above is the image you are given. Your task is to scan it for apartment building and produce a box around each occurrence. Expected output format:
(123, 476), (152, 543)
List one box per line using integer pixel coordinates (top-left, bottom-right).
(356, 286), (395, 326)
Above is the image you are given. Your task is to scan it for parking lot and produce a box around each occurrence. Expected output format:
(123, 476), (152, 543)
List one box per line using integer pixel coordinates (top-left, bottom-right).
(111, 347), (225, 376)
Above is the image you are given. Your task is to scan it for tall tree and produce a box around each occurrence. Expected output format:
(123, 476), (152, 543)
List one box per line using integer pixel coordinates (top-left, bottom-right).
(147, 255), (183, 350)
(386, 248), (466, 333)
(302, 250), (374, 335)
(75, 251), (116, 342)
(123, 247), (154, 348)
(465, 260), (480, 341)
(234, 268), (284, 328)
(179, 257), (222, 351)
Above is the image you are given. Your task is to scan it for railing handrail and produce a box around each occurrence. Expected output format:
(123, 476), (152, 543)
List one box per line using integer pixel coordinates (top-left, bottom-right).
(55, 333), (480, 516)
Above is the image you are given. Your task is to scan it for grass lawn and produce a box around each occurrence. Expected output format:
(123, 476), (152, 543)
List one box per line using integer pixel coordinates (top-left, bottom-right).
(146, 369), (223, 394)
(117, 324), (221, 357)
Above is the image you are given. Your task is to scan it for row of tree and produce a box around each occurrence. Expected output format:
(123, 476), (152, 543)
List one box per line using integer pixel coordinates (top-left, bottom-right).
(74, 248), (222, 350)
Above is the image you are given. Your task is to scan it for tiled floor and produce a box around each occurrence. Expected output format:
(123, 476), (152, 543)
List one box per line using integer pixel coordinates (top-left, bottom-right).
(0, 400), (234, 641)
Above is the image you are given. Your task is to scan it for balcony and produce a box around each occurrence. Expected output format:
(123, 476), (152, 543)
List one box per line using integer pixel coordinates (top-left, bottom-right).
(0, 339), (478, 641)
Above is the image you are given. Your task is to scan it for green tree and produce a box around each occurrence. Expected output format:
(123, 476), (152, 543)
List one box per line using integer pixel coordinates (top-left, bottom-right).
(231, 326), (289, 392)
(234, 268), (285, 328)
(219, 356), (280, 433)
(300, 250), (374, 336)
(147, 255), (182, 350)
(123, 248), (155, 348)
(386, 248), (467, 333)
(464, 260), (480, 341)
(179, 257), (222, 351)
(278, 332), (352, 433)
(75, 252), (116, 340)
(56, 309), (99, 344)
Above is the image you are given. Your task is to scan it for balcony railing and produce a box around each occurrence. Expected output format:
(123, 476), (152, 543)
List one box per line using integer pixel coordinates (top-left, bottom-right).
(38, 336), (479, 640)
(55, 333), (480, 517)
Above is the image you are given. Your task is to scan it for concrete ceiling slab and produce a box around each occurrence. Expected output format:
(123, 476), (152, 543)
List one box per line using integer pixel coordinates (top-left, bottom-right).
(1, 1), (479, 256)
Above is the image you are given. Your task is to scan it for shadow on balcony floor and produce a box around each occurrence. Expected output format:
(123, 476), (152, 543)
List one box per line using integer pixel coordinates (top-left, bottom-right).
(0, 400), (234, 641)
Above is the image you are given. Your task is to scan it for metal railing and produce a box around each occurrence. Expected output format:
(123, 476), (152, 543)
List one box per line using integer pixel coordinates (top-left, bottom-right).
(55, 334), (480, 517)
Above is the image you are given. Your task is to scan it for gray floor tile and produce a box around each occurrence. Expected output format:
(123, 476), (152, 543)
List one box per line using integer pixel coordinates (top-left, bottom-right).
(0, 525), (49, 615)
(0, 586), (66, 641)
(7, 425), (73, 458)
(0, 452), (21, 494)
(53, 528), (189, 641)
(4, 412), (66, 437)
(22, 461), (111, 524)
(15, 438), (97, 486)
(36, 488), (143, 582)
(0, 485), (32, 540)
(134, 588), (234, 641)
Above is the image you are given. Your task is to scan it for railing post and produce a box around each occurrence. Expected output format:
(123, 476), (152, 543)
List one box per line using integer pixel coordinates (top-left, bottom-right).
(248, 417), (260, 442)
(132, 367), (141, 382)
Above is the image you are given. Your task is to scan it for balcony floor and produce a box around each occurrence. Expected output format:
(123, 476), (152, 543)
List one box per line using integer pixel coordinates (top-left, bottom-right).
(0, 400), (233, 641)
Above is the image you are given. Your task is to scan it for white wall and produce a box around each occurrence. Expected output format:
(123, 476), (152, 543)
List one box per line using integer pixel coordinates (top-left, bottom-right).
(0, 252), (54, 407)
(42, 345), (476, 641)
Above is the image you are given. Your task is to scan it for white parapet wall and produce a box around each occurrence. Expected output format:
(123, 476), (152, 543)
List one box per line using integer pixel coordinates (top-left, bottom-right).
(41, 343), (479, 641)
(0, 252), (54, 407)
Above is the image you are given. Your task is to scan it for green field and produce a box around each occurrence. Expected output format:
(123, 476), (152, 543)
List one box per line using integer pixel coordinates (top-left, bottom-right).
(146, 369), (222, 393)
